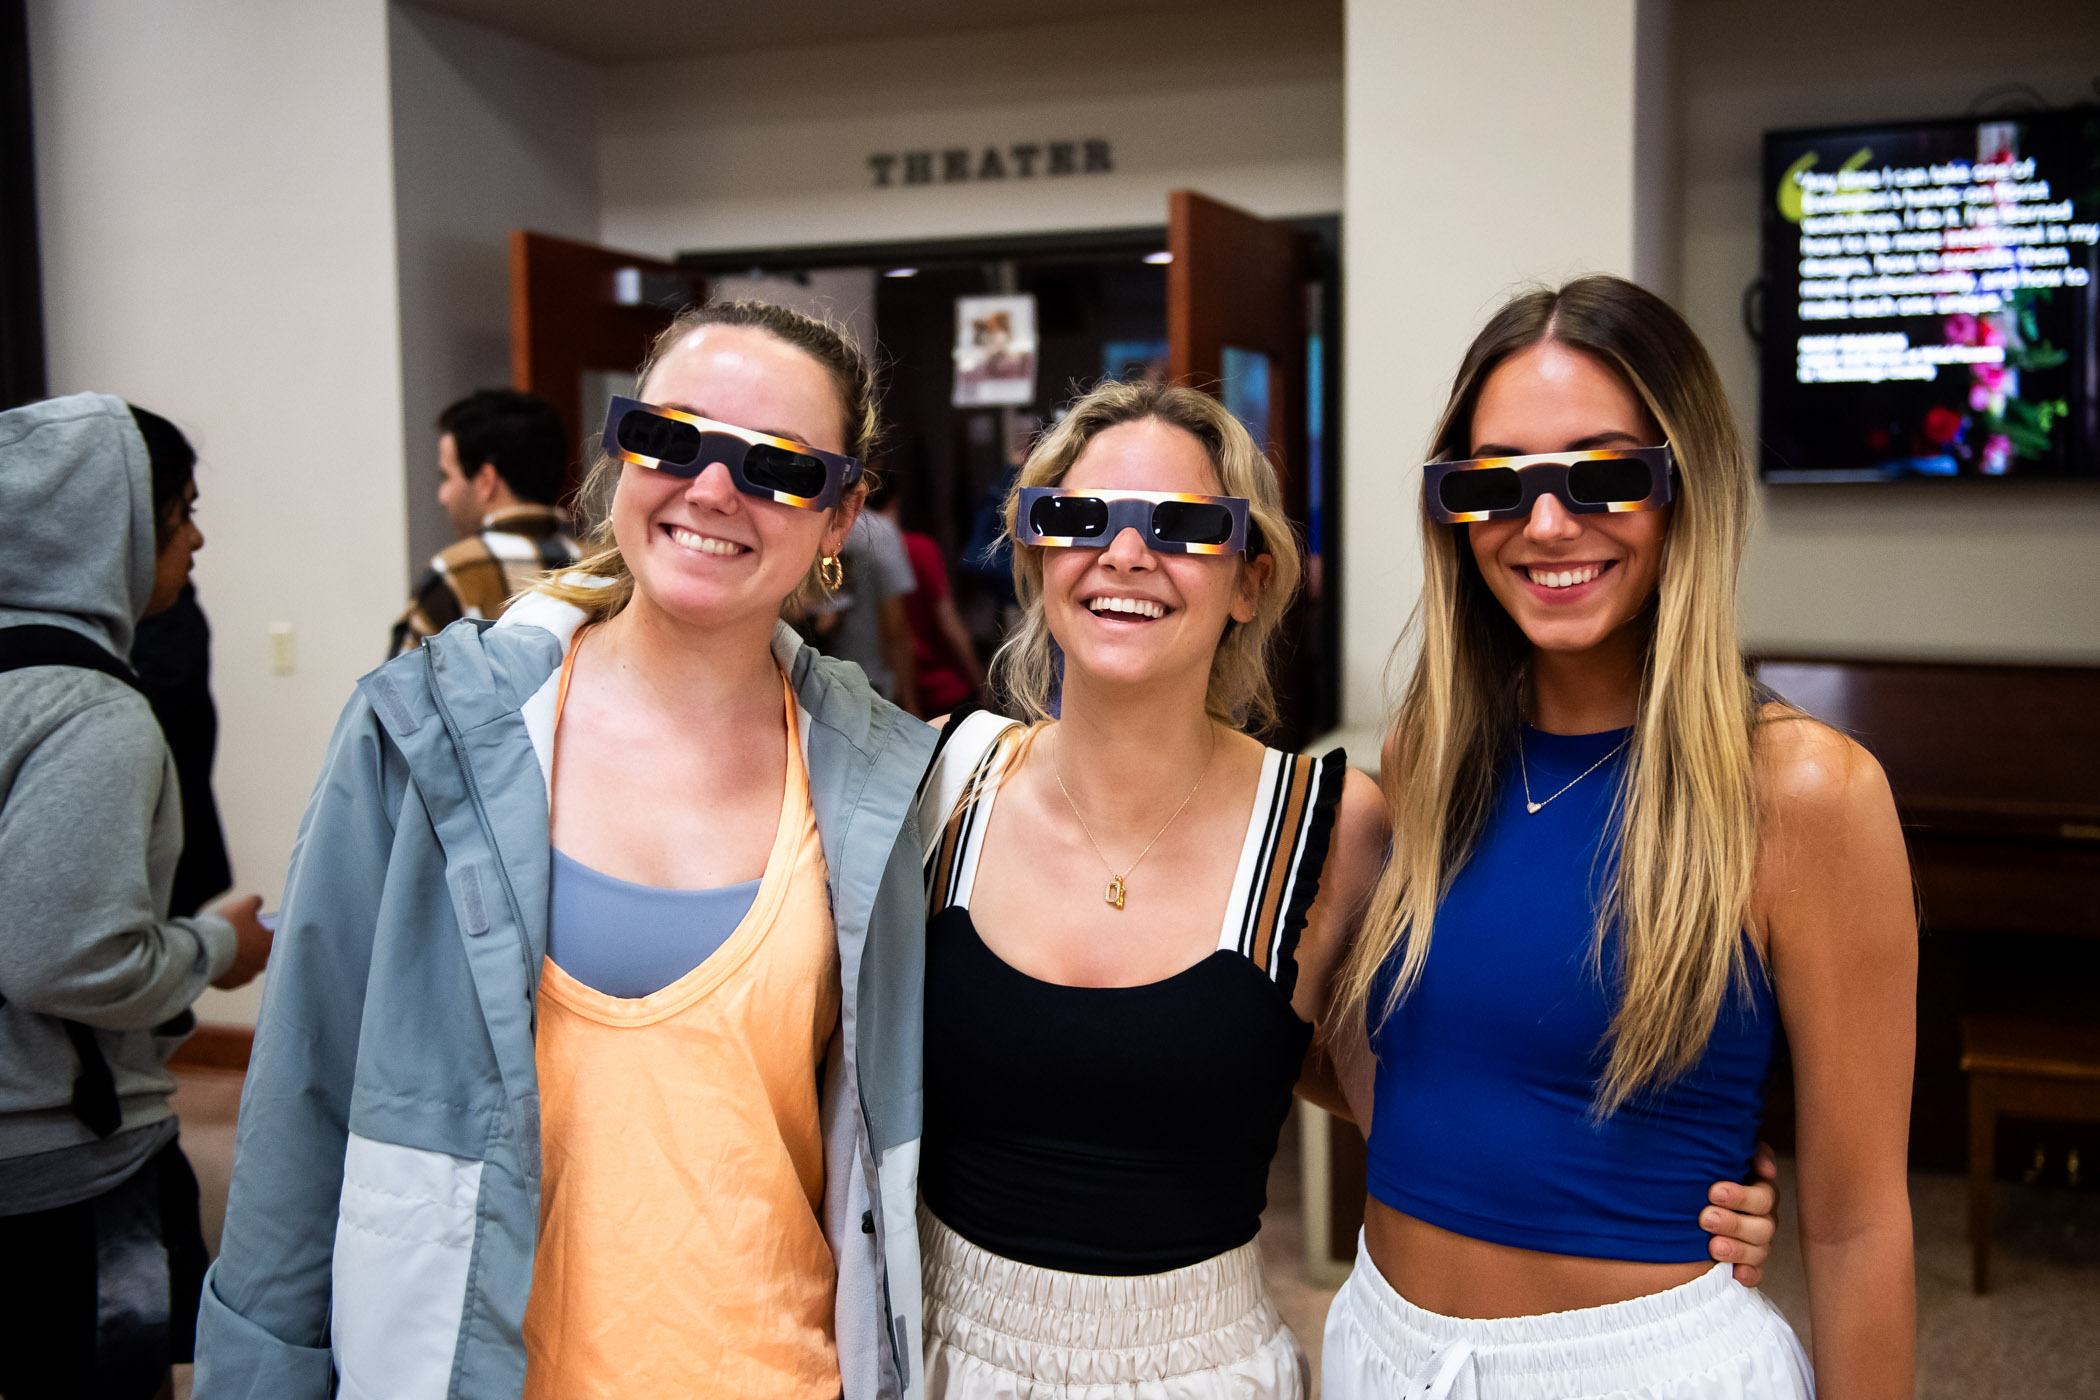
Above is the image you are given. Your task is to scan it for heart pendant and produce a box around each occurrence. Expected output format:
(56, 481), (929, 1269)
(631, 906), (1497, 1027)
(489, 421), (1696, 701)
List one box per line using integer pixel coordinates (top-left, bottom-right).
(1526, 802), (1542, 814)
(1105, 875), (1127, 910)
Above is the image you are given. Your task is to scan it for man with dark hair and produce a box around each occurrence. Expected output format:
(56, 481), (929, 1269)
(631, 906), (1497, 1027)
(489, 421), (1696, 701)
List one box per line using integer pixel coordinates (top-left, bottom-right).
(389, 389), (580, 655)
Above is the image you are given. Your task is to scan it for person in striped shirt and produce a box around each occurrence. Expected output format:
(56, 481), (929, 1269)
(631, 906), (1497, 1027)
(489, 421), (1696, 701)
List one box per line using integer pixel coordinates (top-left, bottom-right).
(390, 388), (579, 655)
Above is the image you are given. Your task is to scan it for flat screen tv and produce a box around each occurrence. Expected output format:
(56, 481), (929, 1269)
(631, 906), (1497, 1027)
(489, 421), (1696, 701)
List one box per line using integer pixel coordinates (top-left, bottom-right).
(1760, 109), (2100, 481)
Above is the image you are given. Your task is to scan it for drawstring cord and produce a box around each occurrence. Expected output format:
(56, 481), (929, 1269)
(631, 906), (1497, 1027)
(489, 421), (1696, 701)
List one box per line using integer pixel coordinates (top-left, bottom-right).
(1401, 1338), (1477, 1400)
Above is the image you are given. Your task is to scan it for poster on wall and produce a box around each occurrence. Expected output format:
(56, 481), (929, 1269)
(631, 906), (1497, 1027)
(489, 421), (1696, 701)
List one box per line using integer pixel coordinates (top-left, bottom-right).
(952, 294), (1039, 407)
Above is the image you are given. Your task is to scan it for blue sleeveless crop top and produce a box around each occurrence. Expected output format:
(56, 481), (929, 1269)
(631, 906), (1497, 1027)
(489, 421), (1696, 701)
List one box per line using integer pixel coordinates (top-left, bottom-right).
(1365, 725), (1777, 1264)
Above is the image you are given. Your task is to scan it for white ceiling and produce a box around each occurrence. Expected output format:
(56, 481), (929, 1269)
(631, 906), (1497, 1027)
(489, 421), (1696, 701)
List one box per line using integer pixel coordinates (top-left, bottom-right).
(409, 0), (1332, 63)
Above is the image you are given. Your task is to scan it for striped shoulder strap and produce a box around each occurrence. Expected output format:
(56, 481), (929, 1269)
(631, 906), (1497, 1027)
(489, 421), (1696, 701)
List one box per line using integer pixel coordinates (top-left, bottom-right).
(915, 709), (1023, 910)
(1220, 746), (1348, 999)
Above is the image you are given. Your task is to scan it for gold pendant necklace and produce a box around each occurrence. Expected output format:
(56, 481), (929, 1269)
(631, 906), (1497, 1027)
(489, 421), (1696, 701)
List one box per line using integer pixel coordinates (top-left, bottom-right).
(1052, 726), (1215, 910)
(1517, 727), (1629, 814)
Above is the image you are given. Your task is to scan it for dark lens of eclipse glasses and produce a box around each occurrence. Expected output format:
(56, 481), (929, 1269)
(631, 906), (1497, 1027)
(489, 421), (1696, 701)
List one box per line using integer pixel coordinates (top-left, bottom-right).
(616, 409), (702, 470)
(1566, 456), (1657, 505)
(741, 442), (830, 499)
(1437, 467), (1523, 515)
(1150, 500), (1236, 545)
(617, 409), (832, 498)
(1028, 494), (1109, 539)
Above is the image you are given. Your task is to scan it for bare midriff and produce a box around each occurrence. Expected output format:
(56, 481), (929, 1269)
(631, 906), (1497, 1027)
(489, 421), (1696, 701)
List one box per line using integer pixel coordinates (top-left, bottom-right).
(1363, 1198), (1712, 1320)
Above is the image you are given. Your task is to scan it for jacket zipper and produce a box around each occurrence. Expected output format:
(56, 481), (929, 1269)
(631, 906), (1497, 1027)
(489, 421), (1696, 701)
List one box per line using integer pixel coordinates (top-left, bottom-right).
(424, 644), (541, 1027)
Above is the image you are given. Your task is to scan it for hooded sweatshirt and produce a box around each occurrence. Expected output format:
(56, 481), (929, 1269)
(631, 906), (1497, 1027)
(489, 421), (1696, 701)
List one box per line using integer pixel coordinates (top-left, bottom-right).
(0, 391), (237, 1212)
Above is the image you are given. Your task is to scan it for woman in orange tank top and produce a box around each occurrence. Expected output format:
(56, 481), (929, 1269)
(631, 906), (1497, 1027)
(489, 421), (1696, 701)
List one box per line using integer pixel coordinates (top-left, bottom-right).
(198, 299), (936, 1400)
(523, 300), (910, 1398)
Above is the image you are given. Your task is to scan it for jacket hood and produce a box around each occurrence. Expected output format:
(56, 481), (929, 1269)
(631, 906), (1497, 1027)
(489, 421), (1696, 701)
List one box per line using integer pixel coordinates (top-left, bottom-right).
(0, 392), (157, 657)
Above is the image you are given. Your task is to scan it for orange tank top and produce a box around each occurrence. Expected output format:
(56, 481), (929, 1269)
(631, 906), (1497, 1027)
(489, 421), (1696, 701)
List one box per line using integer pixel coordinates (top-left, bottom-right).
(523, 642), (842, 1399)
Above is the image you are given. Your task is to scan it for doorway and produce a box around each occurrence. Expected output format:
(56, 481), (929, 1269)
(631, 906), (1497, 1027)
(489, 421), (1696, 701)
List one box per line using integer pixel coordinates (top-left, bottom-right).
(511, 203), (1341, 747)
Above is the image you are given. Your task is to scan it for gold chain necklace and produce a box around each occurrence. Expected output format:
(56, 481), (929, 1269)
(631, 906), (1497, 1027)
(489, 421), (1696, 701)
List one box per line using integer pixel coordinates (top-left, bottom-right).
(1051, 725), (1215, 909)
(1517, 726), (1629, 814)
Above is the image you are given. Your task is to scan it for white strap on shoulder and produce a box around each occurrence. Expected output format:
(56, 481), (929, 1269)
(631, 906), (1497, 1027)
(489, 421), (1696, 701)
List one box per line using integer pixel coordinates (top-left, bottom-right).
(915, 710), (1022, 866)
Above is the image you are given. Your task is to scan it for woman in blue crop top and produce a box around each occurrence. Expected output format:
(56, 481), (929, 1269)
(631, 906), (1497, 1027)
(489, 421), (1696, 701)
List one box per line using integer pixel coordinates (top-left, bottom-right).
(1322, 276), (1917, 1400)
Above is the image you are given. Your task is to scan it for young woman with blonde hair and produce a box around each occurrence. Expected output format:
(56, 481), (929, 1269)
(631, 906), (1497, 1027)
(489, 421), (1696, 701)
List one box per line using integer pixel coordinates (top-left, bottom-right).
(197, 301), (935, 1400)
(1322, 275), (1916, 1400)
(913, 377), (1777, 1399)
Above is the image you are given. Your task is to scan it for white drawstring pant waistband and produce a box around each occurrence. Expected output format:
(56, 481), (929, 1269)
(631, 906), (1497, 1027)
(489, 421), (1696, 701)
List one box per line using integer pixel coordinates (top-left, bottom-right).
(919, 1206), (1308, 1398)
(1322, 1232), (1813, 1400)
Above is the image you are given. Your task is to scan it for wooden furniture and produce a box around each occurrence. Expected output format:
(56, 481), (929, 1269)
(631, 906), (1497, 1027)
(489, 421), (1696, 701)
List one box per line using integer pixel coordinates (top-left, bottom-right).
(1752, 659), (2100, 927)
(1753, 658), (2100, 1169)
(1960, 1016), (2100, 1293)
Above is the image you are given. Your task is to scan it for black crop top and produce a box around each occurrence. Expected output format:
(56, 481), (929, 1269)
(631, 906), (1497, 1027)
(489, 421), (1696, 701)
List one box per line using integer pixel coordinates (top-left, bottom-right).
(915, 713), (1344, 1275)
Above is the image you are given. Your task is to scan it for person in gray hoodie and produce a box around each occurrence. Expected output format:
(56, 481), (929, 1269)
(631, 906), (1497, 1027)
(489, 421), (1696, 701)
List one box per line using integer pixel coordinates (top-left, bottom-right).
(0, 392), (273, 1399)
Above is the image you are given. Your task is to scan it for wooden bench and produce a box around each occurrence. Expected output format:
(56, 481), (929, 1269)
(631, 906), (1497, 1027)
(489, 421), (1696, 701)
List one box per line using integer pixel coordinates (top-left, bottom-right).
(1961, 1015), (2100, 1293)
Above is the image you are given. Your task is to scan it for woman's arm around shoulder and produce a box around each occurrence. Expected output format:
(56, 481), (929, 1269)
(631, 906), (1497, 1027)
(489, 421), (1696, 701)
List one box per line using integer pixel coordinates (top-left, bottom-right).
(1293, 765), (1388, 1127)
(1754, 708), (1917, 1400)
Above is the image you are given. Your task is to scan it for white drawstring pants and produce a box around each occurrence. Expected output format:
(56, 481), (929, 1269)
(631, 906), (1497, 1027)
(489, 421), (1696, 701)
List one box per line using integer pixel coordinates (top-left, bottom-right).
(1321, 1233), (1813, 1400)
(920, 1207), (1308, 1399)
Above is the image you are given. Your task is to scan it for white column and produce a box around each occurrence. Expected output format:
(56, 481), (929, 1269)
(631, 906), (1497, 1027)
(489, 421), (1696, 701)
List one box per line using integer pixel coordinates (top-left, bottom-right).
(31, 0), (408, 1024)
(1338, 0), (1666, 734)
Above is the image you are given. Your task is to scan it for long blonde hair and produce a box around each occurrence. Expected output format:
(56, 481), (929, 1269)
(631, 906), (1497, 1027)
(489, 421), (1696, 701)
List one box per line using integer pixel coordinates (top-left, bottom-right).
(990, 380), (1301, 735)
(539, 299), (884, 624)
(1334, 275), (1764, 1114)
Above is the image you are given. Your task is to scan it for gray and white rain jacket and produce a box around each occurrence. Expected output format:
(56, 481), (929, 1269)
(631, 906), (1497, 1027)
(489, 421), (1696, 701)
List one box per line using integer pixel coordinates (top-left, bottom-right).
(194, 590), (935, 1400)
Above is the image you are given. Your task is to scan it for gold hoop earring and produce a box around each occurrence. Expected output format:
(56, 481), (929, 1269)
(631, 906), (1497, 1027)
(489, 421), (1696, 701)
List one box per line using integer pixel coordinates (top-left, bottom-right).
(820, 554), (844, 591)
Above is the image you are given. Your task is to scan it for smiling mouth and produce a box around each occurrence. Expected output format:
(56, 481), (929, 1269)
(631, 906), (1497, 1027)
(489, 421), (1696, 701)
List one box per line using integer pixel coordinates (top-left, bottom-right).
(1521, 561), (1613, 590)
(1086, 595), (1168, 620)
(664, 524), (748, 557)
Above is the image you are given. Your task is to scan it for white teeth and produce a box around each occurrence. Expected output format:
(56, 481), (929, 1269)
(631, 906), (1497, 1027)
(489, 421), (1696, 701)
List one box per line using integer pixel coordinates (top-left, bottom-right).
(1526, 563), (1603, 590)
(1087, 596), (1165, 619)
(668, 526), (742, 556)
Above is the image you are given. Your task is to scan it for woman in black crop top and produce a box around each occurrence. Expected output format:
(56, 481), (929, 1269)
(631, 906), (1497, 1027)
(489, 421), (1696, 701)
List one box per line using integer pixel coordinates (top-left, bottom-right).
(1322, 277), (1917, 1400)
(910, 379), (1778, 1400)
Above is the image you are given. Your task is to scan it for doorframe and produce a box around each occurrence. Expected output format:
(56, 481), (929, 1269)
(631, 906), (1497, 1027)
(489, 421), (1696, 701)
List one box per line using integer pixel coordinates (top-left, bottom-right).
(676, 225), (1171, 276)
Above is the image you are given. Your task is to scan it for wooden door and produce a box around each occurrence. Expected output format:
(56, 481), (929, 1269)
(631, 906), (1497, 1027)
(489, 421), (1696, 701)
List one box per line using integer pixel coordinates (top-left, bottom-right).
(509, 231), (698, 493)
(1165, 191), (1323, 748)
(1169, 192), (1359, 1274)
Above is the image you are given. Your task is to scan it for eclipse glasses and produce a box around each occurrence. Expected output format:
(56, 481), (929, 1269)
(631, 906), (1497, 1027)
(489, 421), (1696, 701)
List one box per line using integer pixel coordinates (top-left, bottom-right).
(602, 395), (864, 511)
(1421, 445), (1676, 524)
(1016, 487), (1252, 556)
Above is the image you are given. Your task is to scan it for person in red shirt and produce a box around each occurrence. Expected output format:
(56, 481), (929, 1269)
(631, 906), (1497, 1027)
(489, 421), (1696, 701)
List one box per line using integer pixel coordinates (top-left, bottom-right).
(873, 481), (985, 716)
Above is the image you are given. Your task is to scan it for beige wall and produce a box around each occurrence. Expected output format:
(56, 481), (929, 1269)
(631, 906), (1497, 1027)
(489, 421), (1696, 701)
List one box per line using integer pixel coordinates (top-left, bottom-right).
(1339, 0), (1657, 729)
(1677, 0), (2100, 662)
(598, 5), (1343, 257)
(390, 3), (602, 578)
(30, 0), (407, 1023)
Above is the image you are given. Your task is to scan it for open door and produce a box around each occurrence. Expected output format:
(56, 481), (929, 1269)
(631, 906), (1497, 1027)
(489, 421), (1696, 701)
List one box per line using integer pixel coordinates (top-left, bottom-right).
(509, 231), (699, 492)
(1166, 191), (1333, 751)
(1169, 191), (1359, 1281)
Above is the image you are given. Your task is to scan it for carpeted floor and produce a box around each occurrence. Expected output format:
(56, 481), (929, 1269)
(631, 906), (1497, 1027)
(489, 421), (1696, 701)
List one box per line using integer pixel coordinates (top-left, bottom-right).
(1754, 1156), (2100, 1400)
(172, 1072), (2099, 1399)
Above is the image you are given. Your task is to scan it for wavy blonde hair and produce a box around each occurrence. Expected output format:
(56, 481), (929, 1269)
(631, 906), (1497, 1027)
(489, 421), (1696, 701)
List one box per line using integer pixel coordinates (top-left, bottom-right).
(1333, 275), (1766, 1114)
(538, 299), (884, 624)
(990, 380), (1301, 734)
